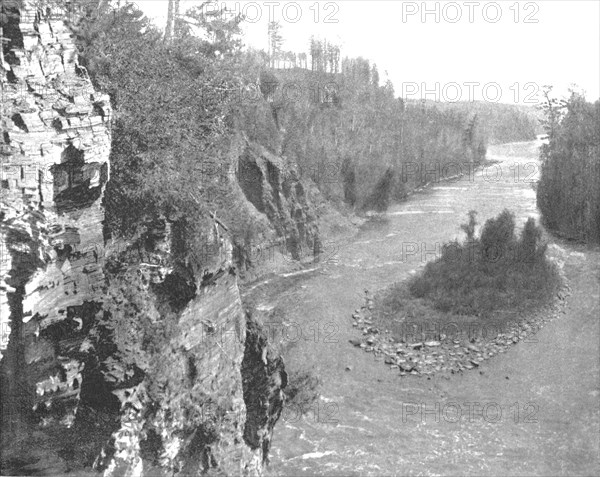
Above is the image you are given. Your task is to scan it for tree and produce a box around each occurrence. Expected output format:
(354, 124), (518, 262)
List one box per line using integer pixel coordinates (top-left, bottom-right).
(537, 90), (600, 242)
(165, 0), (174, 41)
(71, 0), (243, 239)
(177, 3), (243, 57)
(309, 36), (326, 72)
(298, 52), (307, 69)
(332, 45), (340, 73)
(268, 21), (283, 68)
(538, 85), (567, 142)
(370, 63), (379, 87)
(309, 36), (316, 71)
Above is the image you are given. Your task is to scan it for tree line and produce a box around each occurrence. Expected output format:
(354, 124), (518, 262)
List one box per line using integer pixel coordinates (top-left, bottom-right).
(537, 88), (600, 243)
(240, 56), (486, 212)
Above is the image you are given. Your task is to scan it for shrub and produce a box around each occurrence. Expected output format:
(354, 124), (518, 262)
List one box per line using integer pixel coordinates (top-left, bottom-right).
(480, 210), (515, 261)
(407, 210), (559, 318)
(460, 210), (478, 242)
(363, 167), (395, 212)
(518, 217), (544, 263)
(283, 368), (321, 413)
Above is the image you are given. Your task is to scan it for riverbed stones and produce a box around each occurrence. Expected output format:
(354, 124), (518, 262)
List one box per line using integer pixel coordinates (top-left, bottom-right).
(424, 340), (441, 347)
(349, 278), (570, 378)
(399, 362), (415, 372)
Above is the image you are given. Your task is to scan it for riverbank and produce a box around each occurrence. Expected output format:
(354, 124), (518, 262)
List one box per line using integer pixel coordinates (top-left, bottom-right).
(239, 153), (503, 291)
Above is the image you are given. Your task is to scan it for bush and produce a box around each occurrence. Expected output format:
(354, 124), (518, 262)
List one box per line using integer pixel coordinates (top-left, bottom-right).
(283, 368), (321, 413)
(407, 210), (559, 318)
(480, 210), (515, 261)
(460, 210), (478, 242)
(363, 167), (395, 212)
(519, 217), (544, 263)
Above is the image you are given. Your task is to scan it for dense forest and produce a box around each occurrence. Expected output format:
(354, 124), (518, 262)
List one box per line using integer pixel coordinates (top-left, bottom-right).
(429, 100), (541, 144)
(537, 89), (600, 243)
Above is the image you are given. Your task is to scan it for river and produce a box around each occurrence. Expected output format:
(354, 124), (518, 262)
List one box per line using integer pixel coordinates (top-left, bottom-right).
(243, 140), (600, 476)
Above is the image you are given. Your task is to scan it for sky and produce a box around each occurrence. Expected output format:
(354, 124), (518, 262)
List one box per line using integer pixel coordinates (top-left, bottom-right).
(134, 0), (600, 104)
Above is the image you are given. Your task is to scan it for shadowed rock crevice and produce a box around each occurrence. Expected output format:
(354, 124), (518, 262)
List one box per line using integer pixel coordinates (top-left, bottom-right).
(238, 153), (266, 213)
(241, 312), (287, 462)
(233, 136), (320, 271)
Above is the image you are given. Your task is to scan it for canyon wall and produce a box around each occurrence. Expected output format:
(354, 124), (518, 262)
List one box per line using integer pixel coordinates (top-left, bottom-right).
(1, 2), (291, 475)
(94, 220), (286, 476)
(221, 133), (322, 280)
(1, 0), (111, 440)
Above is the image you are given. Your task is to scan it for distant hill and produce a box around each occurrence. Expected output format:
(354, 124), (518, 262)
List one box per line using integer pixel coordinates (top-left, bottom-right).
(406, 100), (542, 144)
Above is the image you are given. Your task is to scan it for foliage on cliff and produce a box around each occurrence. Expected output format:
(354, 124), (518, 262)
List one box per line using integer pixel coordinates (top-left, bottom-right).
(70, 1), (489, 243)
(239, 62), (487, 211)
(537, 90), (600, 243)
(72, 4), (234, 244)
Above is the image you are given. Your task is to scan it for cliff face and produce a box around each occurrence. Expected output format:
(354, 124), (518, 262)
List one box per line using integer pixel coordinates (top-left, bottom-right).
(1, 0), (111, 443)
(95, 221), (286, 476)
(1, 3), (293, 476)
(226, 134), (322, 278)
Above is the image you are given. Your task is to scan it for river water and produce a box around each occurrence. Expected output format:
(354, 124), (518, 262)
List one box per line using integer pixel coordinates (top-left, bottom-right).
(244, 140), (600, 476)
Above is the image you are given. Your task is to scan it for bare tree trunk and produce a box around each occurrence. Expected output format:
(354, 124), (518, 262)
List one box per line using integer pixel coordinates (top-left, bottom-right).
(0, 23), (5, 74)
(165, 0), (174, 41)
(173, 0), (180, 37)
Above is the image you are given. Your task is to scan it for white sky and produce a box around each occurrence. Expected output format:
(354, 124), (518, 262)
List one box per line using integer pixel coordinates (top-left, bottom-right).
(134, 1), (600, 104)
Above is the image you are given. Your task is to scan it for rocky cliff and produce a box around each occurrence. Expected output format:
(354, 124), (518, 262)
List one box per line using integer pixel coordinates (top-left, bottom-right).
(1, 2), (293, 475)
(1, 0), (111, 443)
(93, 219), (287, 476)
(219, 133), (322, 280)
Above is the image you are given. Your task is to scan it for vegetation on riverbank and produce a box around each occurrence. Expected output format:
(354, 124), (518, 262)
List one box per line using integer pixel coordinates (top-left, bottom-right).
(256, 65), (487, 211)
(419, 100), (540, 144)
(537, 89), (600, 243)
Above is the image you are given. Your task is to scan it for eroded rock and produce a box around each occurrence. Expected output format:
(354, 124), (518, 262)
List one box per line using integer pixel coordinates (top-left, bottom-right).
(1, 3), (288, 476)
(1, 0), (111, 446)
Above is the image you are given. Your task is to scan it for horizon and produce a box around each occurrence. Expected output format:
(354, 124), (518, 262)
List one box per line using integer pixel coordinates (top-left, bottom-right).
(135, 0), (600, 105)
